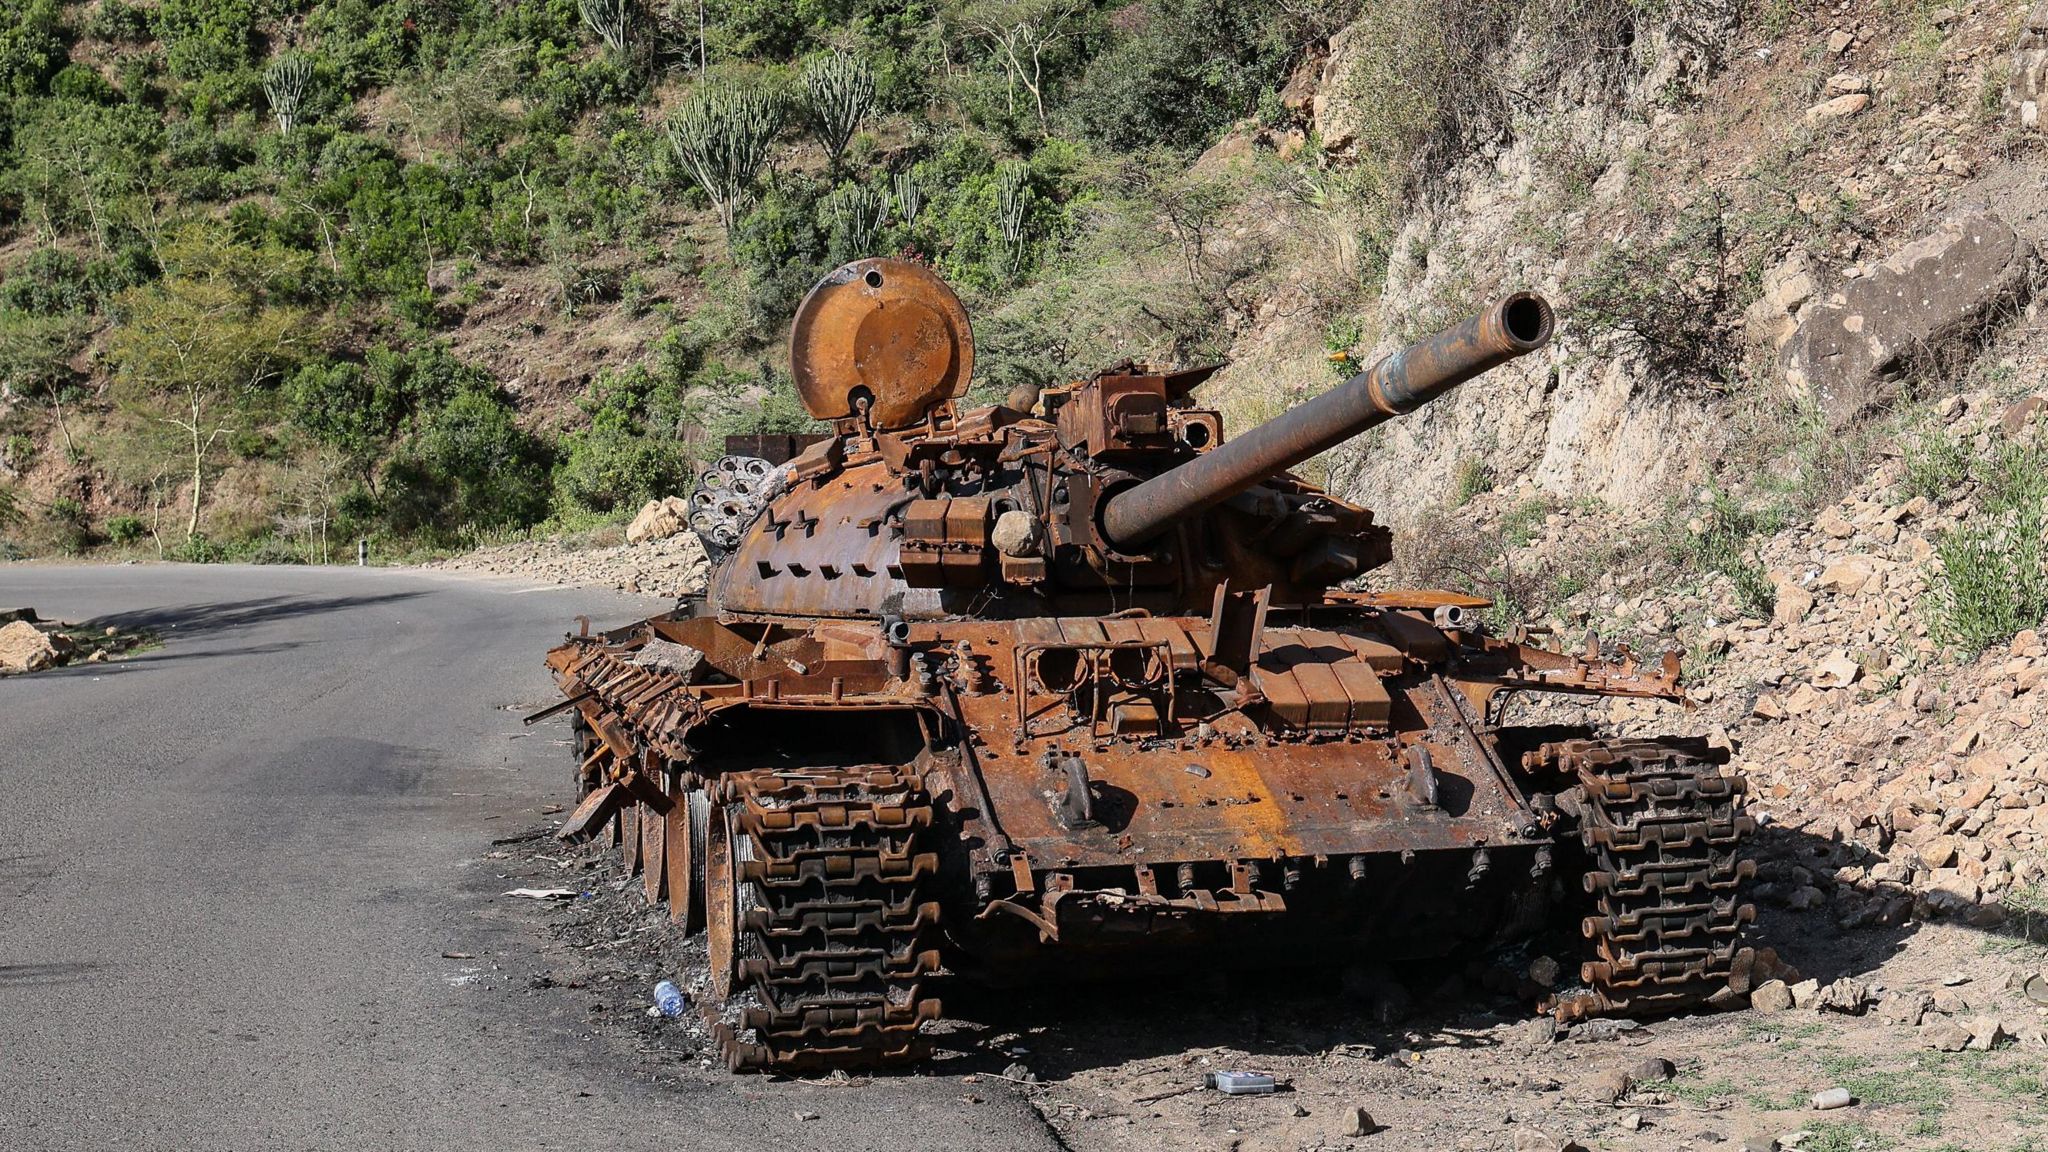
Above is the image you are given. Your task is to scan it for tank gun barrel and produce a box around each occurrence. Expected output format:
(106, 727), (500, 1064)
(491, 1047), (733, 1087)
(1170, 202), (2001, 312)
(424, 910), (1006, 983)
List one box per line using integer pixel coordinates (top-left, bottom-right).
(1098, 292), (1555, 551)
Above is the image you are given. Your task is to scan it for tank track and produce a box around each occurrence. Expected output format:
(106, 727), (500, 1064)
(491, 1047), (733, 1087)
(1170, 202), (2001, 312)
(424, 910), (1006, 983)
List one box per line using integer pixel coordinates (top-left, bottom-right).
(709, 766), (944, 1072)
(1543, 737), (1757, 1020)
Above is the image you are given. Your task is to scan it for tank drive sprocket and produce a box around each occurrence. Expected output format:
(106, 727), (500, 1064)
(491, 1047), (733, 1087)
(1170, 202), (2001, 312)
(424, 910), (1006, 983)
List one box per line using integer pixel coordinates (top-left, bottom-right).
(702, 766), (944, 1072)
(1544, 738), (1758, 1020)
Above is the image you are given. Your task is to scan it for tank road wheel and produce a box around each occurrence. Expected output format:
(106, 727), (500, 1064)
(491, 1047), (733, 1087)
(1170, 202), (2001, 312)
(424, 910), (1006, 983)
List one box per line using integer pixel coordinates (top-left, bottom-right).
(665, 788), (710, 934)
(699, 766), (944, 1073)
(1546, 738), (1758, 1020)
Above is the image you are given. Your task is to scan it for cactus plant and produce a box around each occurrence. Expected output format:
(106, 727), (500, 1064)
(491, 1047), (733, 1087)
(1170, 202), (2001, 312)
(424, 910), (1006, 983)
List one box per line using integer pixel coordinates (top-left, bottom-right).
(578, 0), (636, 55)
(892, 170), (924, 229)
(824, 183), (888, 258)
(263, 55), (314, 135)
(997, 161), (1032, 277)
(799, 51), (875, 169)
(668, 82), (784, 244)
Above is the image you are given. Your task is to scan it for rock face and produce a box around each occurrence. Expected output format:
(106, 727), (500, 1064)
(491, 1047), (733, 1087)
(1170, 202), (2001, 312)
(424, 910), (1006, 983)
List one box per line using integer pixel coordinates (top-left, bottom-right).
(1779, 211), (2033, 427)
(2011, 0), (2048, 130)
(0, 620), (62, 673)
(625, 496), (693, 545)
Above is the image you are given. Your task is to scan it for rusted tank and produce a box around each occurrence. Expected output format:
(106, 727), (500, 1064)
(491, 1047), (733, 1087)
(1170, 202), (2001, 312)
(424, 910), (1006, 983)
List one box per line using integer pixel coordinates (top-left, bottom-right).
(539, 259), (1757, 1072)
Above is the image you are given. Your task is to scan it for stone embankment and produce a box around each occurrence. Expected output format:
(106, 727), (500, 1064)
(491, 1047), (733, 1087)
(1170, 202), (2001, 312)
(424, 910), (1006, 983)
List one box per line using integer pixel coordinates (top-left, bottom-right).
(1498, 389), (2048, 950)
(426, 498), (711, 598)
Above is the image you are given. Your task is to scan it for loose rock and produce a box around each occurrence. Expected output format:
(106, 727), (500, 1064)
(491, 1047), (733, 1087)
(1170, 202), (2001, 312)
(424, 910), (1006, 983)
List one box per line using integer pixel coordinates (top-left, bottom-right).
(1750, 980), (1795, 1013)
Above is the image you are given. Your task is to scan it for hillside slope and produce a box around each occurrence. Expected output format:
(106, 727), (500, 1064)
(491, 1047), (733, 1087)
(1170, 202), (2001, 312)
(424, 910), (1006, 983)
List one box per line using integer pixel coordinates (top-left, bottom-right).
(2, 0), (2045, 624)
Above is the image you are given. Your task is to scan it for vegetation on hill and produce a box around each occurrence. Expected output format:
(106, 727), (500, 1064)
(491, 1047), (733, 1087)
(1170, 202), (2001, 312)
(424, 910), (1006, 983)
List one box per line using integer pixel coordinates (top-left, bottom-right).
(0, 0), (1358, 560)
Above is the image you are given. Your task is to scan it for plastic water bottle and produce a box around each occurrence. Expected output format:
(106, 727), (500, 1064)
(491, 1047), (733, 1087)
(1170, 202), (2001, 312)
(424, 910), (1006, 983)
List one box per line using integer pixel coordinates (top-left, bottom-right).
(653, 980), (687, 1018)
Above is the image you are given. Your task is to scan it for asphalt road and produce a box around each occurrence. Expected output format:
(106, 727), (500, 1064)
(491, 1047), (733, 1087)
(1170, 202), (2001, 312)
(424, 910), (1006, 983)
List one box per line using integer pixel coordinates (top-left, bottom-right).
(0, 564), (1061, 1152)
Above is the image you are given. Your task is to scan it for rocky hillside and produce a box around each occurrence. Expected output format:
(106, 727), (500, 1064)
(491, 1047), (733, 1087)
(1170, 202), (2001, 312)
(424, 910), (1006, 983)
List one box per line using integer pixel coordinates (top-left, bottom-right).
(5, 3), (2048, 723)
(1477, 387), (2048, 938)
(1199, 0), (2046, 526)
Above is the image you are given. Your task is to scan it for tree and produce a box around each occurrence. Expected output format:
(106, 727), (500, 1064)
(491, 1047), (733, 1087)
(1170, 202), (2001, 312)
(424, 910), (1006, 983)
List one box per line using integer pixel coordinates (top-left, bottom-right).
(383, 388), (549, 536)
(0, 0), (67, 97)
(6, 98), (162, 253)
(107, 228), (316, 539)
(799, 51), (874, 170)
(962, 0), (1086, 135)
(0, 309), (93, 456)
(667, 79), (783, 245)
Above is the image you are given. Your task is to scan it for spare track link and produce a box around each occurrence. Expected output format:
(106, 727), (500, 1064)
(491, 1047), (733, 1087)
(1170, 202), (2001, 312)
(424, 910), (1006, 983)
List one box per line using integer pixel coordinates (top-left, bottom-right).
(1548, 737), (1757, 1020)
(713, 766), (943, 1072)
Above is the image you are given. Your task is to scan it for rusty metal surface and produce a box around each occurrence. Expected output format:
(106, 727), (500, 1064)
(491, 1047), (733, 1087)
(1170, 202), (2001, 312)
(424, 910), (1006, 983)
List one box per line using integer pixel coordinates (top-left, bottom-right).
(722, 433), (833, 465)
(536, 262), (1750, 1073)
(789, 258), (974, 430)
(1100, 293), (1553, 548)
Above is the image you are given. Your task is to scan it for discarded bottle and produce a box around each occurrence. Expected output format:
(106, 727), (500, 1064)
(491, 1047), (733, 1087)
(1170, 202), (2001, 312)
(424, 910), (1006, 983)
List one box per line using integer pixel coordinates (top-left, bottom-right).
(1810, 1087), (1852, 1111)
(653, 980), (687, 1018)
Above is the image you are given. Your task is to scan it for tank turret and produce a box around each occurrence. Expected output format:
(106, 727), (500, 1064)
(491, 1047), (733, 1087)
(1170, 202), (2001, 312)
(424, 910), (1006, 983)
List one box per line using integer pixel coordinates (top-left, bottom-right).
(701, 259), (1554, 619)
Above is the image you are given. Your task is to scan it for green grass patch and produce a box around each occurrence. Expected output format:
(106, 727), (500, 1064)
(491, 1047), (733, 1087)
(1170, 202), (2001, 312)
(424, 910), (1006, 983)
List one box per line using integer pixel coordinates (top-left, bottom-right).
(1801, 1121), (1895, 1152)
(1660, 489), (1780, 619)
(1926, 439), (2048, 655)
(1902, 425), (1973, 504)
(1665, 1073), (1746, 1107)
(1452, 457), (1495, 507)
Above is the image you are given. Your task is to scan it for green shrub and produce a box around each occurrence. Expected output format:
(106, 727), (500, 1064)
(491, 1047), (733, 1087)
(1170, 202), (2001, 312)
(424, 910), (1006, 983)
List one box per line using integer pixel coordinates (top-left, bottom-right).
(705, 369), (821, 440)
(0, 248), (97, 314)
(1902, 425), (1971, 504)
(1665, 491), (1779, 619)
(1453, 458), (1495, 506)
(1927, 441), (2048, 654)
(85, 0), (153, 45)
(287, 344), (492, 480)
(914, 134), (1081, 293)
(45, 495), (94, 553)
(5, 97), (163, 248)
(0, 0), (67, 97)
(552, 423), (689, 515)
(51, 62), (119, 105)
(0, 308), (91, 398)
(170, 533), (233, 563)
(704, 0), (810, 61)
(1570, 193), (1735, 383)
(1066, 0), (1291, 152)
(155, 0), (261, 115)
(105, 514), (146, 544)
(382, 387), (551, 538)
(730, 175), (828, 334)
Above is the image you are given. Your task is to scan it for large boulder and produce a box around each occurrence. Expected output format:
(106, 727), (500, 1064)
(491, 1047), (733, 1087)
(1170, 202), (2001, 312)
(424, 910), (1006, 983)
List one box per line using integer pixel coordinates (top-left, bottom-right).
(0, 620), (62, 673)
(1780, 211), (2033, 428)
(625, 495), (692, 545)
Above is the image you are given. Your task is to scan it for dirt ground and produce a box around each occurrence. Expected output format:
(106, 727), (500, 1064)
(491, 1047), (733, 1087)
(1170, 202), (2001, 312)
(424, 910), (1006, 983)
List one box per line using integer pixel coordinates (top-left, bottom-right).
(480, 778), (2048, 1152)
